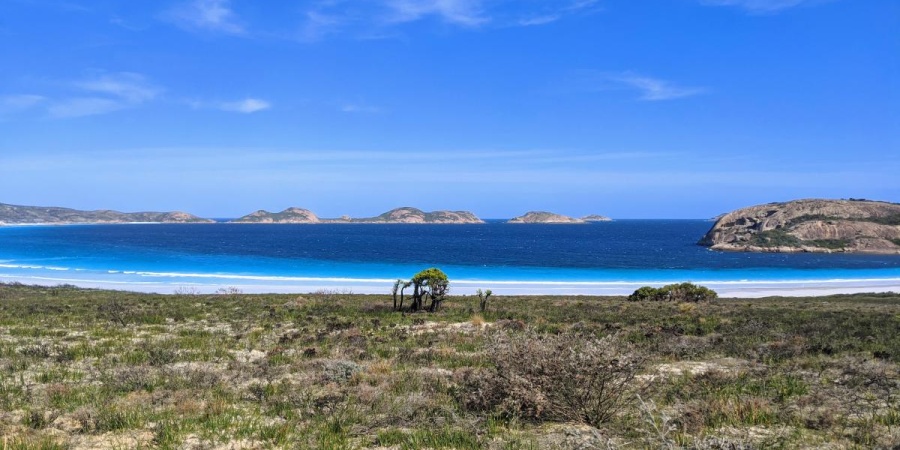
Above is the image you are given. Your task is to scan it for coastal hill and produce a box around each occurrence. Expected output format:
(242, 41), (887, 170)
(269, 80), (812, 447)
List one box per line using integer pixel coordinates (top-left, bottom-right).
(581, 215), (612, 222)
(232, 207), (320, 223)
(508, 211), (586, 224)
(231, 207), (484, 224)
(0, 202), (213, 225)
(699, 199), (900, 254)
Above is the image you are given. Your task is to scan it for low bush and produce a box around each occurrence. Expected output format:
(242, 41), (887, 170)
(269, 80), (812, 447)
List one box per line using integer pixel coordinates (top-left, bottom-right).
(458, 329), (645, 427)
(628, 283), (718, 302)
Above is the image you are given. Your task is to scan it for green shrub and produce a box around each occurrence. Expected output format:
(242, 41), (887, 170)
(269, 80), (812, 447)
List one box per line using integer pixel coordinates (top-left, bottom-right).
(628, 286), (659, 302)
(628, 283), (717, 302)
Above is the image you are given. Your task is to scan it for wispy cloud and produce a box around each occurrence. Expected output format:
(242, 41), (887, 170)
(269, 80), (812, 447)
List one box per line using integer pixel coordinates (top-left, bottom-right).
(47, 98), (125, 118)
(340, 103), (382, 114)
(220, 98), (271, 113)
(700, 0), (823, 14)
(189, 98), (272, 113)
(296, 0), (601, 41)
(4, 73), (272, 119)
(517, 15), (561, 26)
(0, 94), (46, 114)
(601, 72), (706, 101)
(298, 10), (345, 42)
(384, 0), (489, 27)
(49, 72), (161, 118)
(164, 0), (244, 35)
(75, 72), (159, 103)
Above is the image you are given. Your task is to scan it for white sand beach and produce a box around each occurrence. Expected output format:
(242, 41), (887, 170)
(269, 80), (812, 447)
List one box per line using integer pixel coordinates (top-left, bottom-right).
(2, 273), (897, 298)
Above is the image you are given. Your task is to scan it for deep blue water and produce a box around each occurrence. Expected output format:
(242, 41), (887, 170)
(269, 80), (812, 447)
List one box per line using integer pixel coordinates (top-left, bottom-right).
(1, 221), (899, 294)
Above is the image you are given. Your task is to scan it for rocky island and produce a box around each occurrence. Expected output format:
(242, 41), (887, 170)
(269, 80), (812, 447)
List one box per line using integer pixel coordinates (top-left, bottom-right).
(581, 215), (612, 222)
(350, 207), (483, 224)
(0, 202), (213, 225)
(508, 211), (586, 224)
(699, 199), (900, 254)
(231, 207), (484, 224)
(232, 208), (320, 223)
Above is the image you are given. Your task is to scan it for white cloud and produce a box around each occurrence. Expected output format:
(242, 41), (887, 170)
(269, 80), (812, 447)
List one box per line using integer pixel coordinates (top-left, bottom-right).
(220, 98), (271, 113)
(165, 0), (244, 34)
(384, 0), (489, 27)
(299, 10), (345, 42)
(75, 72), (160, 103)
(297, 0), (601, 41)
(0, 94), (45, 114)
(340, 103), (382, 114)
(518, 15), (561, 26)
(700, 0), (821, 13)
(189, 98), (272, 113)
(47, 97), (124, 118)
(606, 72), (706, 101)
(46, 72), (161, 118)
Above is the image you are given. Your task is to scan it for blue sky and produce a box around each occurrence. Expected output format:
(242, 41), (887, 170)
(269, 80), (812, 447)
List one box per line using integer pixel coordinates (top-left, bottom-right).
(1, 0), (897, 219)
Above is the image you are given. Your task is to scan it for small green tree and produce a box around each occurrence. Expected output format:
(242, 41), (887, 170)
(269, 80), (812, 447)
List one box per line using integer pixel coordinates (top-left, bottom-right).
(477, 288), (492, 312)
(398, 281), (412, 310)
(393, 268), (450, 312)
(391, 279), (402, 310)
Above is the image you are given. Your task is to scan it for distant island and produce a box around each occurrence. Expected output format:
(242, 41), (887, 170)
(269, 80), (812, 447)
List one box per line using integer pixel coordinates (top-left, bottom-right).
(699, 198), (900, 254)
(581, 214), (613, 222)
(0, 202), (213, 225)
(508, 211), (586, 224)
(232, 207), (484, 224)
(231, 207), (320, 224)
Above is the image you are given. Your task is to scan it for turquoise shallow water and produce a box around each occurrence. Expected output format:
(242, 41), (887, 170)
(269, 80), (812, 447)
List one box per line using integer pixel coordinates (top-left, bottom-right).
(1, 221), (899, 296)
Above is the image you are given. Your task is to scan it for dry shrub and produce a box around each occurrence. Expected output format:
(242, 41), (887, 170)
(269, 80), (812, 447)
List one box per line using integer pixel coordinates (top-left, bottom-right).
(321, 359), (362, 384)
(108, 365), (156, 392)
(657, 334), (721, 359)
(752, 335), (808, 362)
(458, 329), (645, 427)
(495, 319), (526, 331)
(680, 397), (775, 432)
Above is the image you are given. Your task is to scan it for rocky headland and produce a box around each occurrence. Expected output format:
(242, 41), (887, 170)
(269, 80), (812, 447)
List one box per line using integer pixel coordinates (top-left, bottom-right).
(699, 199), (900, 254)
(0, 202), (213, 225)
(508, 211), (586, 224)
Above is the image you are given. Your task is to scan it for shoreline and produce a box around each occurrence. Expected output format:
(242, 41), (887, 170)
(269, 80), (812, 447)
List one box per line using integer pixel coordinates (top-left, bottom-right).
(2, 274), (897, 298)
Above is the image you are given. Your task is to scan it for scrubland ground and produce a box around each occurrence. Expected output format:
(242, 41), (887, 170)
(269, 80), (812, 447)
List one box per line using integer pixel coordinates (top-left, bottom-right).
(0, 283), (898, 449)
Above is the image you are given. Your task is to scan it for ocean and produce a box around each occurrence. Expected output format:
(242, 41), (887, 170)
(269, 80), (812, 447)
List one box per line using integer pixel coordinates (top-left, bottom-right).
(1, 221), (899, 297)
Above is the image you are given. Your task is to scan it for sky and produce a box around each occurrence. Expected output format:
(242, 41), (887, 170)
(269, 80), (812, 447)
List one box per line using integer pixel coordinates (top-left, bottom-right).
(1, 0), (898, 219)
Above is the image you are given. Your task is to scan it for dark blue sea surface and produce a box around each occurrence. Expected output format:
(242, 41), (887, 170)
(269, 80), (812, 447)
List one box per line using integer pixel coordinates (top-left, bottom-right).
(1, 221), (899, 294)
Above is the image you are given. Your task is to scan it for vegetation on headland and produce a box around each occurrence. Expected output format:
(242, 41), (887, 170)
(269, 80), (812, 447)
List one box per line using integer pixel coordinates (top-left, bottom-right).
(0, 283), (898, 449)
